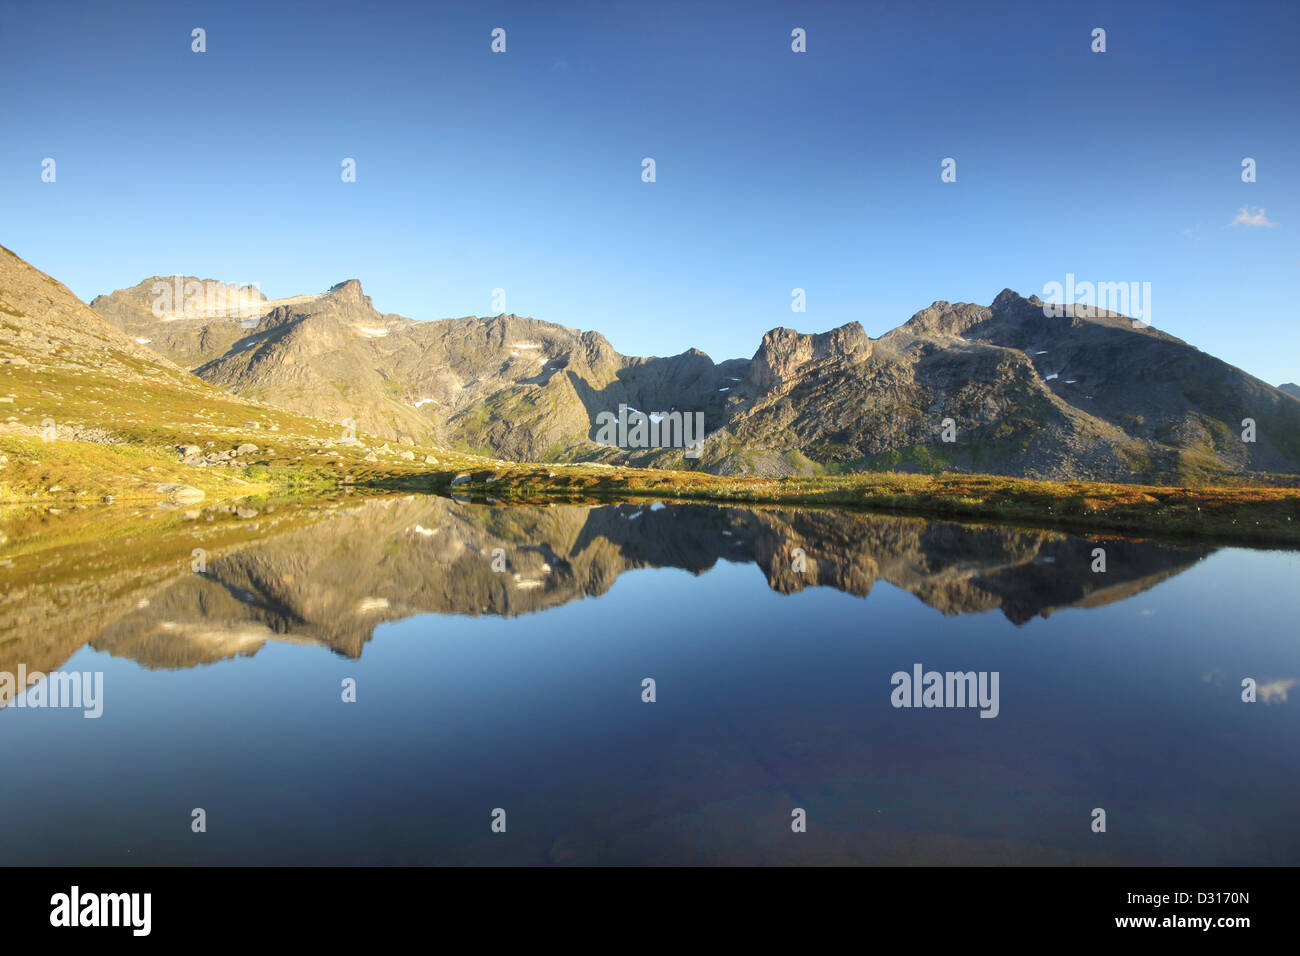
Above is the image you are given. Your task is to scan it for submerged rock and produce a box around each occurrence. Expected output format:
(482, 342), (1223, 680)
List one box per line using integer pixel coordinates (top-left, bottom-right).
(154, 483), (205, 504)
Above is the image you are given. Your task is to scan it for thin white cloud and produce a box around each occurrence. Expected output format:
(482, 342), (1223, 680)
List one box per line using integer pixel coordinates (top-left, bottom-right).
(1258, 678), (1297, 704)
(1231, 206), (1276, 228)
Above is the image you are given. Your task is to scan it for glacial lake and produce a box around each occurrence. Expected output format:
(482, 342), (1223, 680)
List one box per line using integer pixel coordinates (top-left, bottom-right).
(1, 495), (1297, 865)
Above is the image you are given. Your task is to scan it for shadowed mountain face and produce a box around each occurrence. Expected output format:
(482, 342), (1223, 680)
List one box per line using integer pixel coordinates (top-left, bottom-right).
(1, 497), (1211, 686)
(696, 291), (1300, 481)
(92, 276), (1300, 483)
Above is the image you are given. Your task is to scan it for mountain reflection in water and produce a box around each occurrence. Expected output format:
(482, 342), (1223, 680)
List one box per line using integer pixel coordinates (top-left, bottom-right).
(2, 496), (1296, 866)
(2, 496), (1210, 677)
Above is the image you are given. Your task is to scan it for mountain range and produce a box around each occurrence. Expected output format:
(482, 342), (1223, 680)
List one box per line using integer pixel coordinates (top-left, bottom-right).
(89, 272), (1300, 483)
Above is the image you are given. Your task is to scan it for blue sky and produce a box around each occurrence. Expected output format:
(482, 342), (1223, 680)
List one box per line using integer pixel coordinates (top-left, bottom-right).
(2, 0), (1297, 383)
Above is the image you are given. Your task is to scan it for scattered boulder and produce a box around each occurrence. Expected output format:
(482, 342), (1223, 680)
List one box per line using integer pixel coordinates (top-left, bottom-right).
(235, 443), (258, 456)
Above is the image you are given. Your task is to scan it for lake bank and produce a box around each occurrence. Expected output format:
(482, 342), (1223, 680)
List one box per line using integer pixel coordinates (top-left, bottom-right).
(3, 432), (1298, 547)
(374, 465), (1300, 548)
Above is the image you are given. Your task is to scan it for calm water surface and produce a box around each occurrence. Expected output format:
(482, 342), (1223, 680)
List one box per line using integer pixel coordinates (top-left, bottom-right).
(1, 496), (1296, 865)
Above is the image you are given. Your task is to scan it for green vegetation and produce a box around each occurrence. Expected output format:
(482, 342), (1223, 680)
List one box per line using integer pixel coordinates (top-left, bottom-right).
(860, 443), (956, 475)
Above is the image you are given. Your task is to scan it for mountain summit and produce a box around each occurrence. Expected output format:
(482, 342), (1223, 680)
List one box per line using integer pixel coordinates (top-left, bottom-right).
(88, 276), (1300, 483)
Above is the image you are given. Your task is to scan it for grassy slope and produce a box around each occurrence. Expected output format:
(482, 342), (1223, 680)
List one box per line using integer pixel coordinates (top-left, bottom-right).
(0, 331), (510, 503)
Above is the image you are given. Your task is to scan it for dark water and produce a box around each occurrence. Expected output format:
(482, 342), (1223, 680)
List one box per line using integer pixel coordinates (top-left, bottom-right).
(1, 496), (1297, 865)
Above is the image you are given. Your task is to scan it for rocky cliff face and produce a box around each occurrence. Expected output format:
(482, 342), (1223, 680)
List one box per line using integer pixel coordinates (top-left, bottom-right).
(749, 322), (872, 390)
(680, 288), (1300, 482)
(91, 275), (1300, 484)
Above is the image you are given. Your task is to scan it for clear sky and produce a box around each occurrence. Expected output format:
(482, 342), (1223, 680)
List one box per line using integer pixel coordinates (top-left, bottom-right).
(2, 0), (1297, 383)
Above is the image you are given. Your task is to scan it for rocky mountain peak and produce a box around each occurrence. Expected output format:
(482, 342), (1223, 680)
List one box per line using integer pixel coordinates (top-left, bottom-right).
(749, 321), (871, 388)
(901, 300), (992, 338)
(324, 279), (369, 308)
